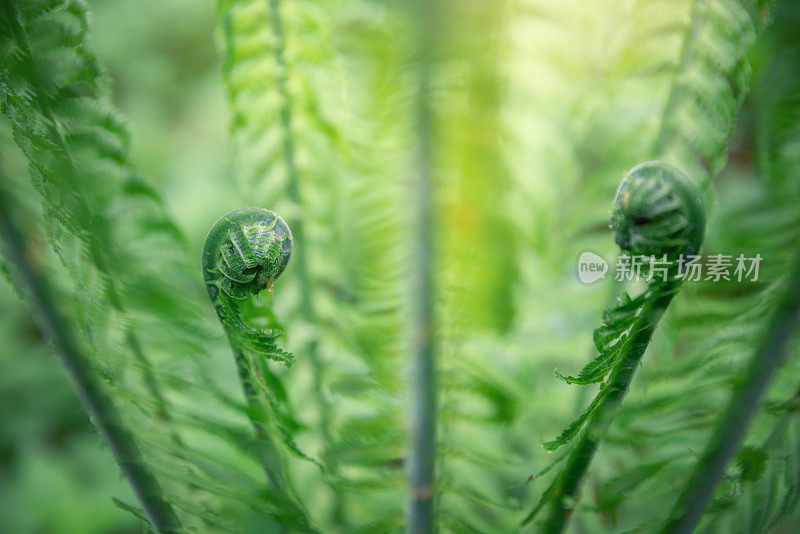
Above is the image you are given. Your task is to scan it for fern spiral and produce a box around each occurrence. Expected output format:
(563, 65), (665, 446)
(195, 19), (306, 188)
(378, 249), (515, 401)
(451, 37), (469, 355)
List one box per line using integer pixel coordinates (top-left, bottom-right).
(203, 207), (292, 298)
(612, 161), (705, 262)
(202, 207), (294, 365)
(201, 207), (316, 528)
(528, 162), (706, 532)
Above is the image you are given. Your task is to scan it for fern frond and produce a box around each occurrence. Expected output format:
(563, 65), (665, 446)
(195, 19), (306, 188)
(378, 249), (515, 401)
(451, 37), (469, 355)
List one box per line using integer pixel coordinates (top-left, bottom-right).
(1, 1), (317, 530)
(649, 0), (772, 183)
(554, 293), (647, 387)
(218, 0), (413, 528)
(0, 169), (183, 534)
(661, 256), (800, 532)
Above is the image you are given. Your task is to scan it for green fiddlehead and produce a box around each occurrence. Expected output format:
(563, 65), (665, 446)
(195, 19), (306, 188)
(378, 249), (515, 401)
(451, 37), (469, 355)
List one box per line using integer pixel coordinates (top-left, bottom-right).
(203, 207), (294, 367)
(524, 162), (706, 532)
(611, 161), (705, 261)
(202, 207), (316, 527)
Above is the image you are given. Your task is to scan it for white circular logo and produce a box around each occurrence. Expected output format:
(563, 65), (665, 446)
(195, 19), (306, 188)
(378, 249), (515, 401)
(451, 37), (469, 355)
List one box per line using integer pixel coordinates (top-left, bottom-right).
(578, 252), (608, 284)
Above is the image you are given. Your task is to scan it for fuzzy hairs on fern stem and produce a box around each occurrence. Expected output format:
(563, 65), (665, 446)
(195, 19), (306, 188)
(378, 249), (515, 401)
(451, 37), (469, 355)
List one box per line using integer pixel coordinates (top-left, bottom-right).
(201, 208), (300, 491)
(526, 162), (706, 533)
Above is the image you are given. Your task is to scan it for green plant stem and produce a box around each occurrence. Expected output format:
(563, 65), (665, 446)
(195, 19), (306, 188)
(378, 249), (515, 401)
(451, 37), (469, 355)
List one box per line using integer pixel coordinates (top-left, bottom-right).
(233, 346), (288, 487)
(407, 0), (437, 532)
(265, 0), (334, 471)
(660, 257), (800, 534)
(0, 0), (176, 441)
(653, 0), (708, 157)
(216, 324), (315, 532)
(540, 291), (675, 533)
(0, 193), (183, 534)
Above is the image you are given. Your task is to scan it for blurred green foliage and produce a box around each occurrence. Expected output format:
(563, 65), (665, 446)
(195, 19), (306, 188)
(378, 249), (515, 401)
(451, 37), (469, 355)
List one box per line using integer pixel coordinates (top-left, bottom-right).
(0, 0), (799, 532)
(89, 0), (235, 246)
(0, 0), (227, 531)
(0, 280), (138, 533)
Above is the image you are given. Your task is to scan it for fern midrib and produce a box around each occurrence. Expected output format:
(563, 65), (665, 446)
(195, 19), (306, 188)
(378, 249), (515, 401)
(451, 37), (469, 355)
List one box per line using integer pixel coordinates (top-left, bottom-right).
(530, 290), (675, 532)
(652, 0), (709, 158)
(263, 0), (334, 466)
(208, 290), (297, 495)
(0, 183), (183, 534)
(0, 0), (177, 434)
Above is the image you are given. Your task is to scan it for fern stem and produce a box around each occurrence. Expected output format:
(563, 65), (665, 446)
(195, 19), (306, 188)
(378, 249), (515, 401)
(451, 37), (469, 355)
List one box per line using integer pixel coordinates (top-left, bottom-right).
(265, 0), (334, 469)
(224, 329), (316, 532)
(230, 342), (296, 493)
(539, 292), (674, 533)
(0, 191), (183, 534)
(660, 257), (800, 534)
(652, 0), (708, 157)
(407, 1), (438, 532)
(0, 0), (177, 440)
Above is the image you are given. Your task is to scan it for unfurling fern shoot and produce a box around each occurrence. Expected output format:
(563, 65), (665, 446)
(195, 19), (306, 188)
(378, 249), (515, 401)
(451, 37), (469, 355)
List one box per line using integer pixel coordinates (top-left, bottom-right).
(525, 162), (706, 533)
(202, 208), (298, 491)
(203, 207), (293, 364)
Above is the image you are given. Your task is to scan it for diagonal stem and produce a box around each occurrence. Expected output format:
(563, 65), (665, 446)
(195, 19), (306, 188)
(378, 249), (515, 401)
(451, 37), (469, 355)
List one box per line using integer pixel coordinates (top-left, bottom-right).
(537, 292), (675, 533)
(0, 189), (183, 534)
(660, 256), (800, 534)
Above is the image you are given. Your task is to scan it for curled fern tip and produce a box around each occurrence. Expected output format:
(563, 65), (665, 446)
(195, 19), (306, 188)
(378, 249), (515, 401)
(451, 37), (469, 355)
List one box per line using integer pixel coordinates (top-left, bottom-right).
(611, 161), (705, 260)
(203, 207), (293, 299)
(202, 207), (295, 366)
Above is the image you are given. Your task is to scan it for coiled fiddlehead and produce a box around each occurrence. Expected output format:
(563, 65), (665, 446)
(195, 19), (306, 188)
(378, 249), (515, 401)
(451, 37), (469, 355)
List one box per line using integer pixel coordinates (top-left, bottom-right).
(202, 208), (316, 529)
(611, 161), (705, 262)
(524, 162), (706, 532)
(203, 207), (294, 366)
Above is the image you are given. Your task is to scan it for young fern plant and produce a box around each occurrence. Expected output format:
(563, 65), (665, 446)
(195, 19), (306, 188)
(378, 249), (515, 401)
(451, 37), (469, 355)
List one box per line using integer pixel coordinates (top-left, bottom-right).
(524, 161), (706, 532)
(202, 207), (294, 368)
(202, 207), (315, 530)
